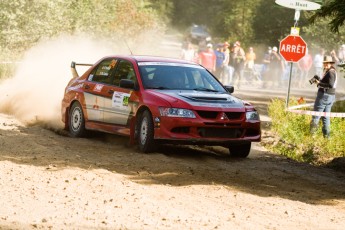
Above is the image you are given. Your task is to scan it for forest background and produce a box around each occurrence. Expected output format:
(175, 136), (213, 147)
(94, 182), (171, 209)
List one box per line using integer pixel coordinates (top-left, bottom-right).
(0, 0), (343, 77)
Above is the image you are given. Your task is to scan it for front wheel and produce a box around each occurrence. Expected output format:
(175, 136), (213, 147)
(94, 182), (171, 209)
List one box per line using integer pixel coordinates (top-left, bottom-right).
(228, 142), (251, 158)
(138, 110), (155, 153)
(69, 102), (87, 137)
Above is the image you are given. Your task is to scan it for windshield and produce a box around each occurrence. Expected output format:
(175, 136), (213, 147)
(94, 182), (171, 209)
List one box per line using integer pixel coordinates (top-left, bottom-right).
(138, 62), (226, 92)
(191, 26), (209, 36)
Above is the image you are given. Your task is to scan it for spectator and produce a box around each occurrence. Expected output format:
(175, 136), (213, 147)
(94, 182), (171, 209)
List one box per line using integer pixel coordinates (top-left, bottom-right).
(310, 55), (337, 138)
(221, 41), (233, 85)
(297, 49), (313, 88)
(181, 42), (196, 62)
(214, 44), (225, 79)
(232, 41), (246, 88)
(245, 47), (256, 69)
(262, 46), (284, 88)
(314, 48), (325, 77)
(330, 49), (339, 64)
(338, 44), (345, 63)
(245, 47), (256, 81)
(198, 43), (216, 73)
(262, 46), (272, 76)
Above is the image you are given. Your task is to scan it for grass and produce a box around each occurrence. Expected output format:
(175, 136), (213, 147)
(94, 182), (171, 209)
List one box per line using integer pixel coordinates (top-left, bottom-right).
(264, 98), (345, 165)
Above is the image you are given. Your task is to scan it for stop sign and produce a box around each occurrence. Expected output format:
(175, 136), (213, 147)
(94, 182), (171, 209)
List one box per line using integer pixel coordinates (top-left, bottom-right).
(279, 35), (307, 62)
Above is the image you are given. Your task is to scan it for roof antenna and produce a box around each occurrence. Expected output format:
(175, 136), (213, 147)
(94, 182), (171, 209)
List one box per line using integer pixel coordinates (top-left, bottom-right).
(124, 39), (133, 55)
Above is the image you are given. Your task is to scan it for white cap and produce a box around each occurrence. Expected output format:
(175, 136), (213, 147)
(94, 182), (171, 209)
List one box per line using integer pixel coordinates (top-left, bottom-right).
(207, 43), (213, 48)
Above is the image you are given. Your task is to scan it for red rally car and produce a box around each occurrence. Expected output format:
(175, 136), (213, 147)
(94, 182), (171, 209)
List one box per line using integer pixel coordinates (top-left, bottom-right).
(61, 55), (261, 157)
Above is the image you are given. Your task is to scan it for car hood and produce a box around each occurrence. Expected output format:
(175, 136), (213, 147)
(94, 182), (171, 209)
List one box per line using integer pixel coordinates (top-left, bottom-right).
(148, 90), (245, 110)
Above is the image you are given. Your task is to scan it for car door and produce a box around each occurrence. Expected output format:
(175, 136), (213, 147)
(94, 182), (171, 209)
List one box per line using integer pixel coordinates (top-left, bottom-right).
(84, 58), (117, 122)
(103, 59), (138, 126)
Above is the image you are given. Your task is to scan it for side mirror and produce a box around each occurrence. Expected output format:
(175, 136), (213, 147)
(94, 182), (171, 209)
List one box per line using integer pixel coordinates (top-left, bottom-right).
(224, 85), (234, 94)
(120, 79), (135, 89)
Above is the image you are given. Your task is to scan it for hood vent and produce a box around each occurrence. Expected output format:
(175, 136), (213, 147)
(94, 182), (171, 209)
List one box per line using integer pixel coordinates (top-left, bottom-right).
(179, 93), (230, 102)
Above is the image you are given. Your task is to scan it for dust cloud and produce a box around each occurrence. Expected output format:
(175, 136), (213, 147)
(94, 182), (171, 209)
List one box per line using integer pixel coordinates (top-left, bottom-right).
(0, 35), (116, 129)
(0, 33), (182, 130)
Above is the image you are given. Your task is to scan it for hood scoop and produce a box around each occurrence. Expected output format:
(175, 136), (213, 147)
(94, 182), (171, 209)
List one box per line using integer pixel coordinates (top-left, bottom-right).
(179, 92), (232, 102)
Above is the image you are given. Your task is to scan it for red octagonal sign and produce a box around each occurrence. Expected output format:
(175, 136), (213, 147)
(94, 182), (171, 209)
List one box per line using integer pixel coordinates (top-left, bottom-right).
(279, 35), (307, 62)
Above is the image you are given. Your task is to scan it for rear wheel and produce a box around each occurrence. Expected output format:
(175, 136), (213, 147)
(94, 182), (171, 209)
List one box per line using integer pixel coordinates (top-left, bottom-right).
(138, 110), (155, 153)
(69, 102), (87, 137)
(228, 142), (251, 158)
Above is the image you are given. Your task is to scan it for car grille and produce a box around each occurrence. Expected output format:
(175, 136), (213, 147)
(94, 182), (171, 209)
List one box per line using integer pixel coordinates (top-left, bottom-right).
(169, 110), (254, 139)
(196, 111), (244, 120)
(197, 127), (243, 138)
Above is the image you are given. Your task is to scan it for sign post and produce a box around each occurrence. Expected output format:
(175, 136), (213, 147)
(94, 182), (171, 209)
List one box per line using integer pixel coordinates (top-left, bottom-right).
(275, 0), (320, 108)
(279, 35), (307, 108)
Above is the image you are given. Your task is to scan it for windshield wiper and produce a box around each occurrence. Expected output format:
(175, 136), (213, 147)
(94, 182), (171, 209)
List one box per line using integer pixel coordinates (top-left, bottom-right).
(192, 87), (219, 92)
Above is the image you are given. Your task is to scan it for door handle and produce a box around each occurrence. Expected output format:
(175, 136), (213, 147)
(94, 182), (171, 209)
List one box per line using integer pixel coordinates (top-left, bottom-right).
(108, 89), (114, 94)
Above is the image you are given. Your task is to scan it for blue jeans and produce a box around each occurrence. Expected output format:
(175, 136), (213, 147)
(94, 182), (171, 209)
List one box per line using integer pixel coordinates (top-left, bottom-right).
(310, 91), (335, 138)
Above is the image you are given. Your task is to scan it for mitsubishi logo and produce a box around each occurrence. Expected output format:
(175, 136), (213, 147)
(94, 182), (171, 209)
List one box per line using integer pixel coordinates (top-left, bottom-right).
(220, 112), (229, 120)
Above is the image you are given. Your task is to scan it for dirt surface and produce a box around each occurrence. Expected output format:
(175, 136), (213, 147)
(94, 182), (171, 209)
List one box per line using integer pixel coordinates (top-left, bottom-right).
(1, 89), (345, 230)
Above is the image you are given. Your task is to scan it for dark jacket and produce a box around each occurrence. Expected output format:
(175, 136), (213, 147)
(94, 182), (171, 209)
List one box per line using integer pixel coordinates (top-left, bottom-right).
(318, 66), (337, 95)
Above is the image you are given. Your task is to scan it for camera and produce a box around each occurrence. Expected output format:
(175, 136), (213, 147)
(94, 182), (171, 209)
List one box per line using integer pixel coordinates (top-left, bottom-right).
(309, 75), (320, 85)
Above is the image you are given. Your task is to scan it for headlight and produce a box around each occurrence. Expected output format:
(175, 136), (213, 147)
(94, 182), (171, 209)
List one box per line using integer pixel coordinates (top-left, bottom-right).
(246, 111), (259, 121)
(159, 107), (196, 118)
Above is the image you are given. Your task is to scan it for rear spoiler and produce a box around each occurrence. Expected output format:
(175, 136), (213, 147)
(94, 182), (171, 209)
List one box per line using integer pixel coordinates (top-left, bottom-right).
(71, 61), (93, 78)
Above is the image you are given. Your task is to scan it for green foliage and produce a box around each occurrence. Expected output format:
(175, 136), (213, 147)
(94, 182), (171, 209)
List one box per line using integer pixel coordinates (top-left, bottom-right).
(267, 98), (345, 164)
(2, 0), (345, 79)
(0, 0), (165, 79)
(309, 0), (345, 33)
(0, 0), (164, 53)
(303, 12), (345, 50)
(170, 0), (261, 46)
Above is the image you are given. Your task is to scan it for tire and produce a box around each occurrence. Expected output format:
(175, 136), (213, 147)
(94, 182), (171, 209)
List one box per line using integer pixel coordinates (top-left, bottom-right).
(69, 102), (87, 137)
(138, 110), (155, 153)
(228, 142), (251, 158)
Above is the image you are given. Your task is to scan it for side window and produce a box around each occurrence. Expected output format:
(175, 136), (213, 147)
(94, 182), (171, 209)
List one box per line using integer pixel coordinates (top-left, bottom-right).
(112, 60), (136, 87)
(88, 59), (117, 84)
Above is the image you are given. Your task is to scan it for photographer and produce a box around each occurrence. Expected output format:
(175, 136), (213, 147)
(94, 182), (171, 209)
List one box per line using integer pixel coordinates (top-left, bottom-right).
(310, 55), (338, 138)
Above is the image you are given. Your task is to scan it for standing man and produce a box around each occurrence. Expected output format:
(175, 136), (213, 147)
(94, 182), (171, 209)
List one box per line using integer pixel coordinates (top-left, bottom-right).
(221, 41), (233, 85)
(214, 44), (225, 79)
(262, 46), (283, 88)
(271, 46), (284, 87)
(198, 43), (216, 73)
(310, 55), (337, 138)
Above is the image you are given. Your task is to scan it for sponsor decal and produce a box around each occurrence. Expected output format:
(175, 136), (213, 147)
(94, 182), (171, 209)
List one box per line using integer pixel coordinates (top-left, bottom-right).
(94, 84), (103, 92)
(112, 92), (131, 110)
